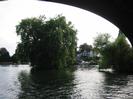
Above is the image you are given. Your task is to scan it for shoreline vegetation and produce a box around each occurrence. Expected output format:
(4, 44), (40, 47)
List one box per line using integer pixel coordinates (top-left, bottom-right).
(95, 31), (133, 73)
(0, 15), (133, 73)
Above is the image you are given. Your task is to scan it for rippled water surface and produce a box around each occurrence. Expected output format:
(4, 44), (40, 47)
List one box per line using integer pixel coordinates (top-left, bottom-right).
(1, 65), (133, 99)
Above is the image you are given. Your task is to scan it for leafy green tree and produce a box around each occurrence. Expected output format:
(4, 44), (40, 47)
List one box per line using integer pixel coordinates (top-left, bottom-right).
(93, 33), (111, 54)
(11, 54), (17, 63)
(78, 43), (93, 61)
(111, 33), (133, 72)
(16, 15), (77, 70)
(99, 43), (115, 69)
(99, 32), (133, 73)
(12, 43), (29, 63)
(79, 43), (92, 52)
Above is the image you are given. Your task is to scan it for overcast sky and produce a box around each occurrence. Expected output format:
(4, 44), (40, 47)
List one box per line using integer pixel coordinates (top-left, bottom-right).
(0, 0), (119, 55)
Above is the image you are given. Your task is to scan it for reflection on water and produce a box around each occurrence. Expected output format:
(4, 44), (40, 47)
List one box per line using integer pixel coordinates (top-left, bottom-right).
(18, 69), (75, 99)
(0, 65), (30, 99)
(1, 65), (133, 99)
(102, 73), (133, 99)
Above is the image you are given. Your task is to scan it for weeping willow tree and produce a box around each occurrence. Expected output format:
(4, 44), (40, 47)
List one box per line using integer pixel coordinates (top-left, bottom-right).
(16, 15), (77, 70)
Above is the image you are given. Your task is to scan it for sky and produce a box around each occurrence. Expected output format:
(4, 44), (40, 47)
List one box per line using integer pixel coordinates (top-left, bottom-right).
(0, 0), (119, 55)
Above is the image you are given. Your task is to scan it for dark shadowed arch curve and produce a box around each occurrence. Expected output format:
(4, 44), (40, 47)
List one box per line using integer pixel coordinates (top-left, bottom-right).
(42, 0), (133, 45)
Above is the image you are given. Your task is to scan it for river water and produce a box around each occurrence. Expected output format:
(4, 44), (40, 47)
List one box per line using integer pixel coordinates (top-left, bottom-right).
(0, 65), (133, 99)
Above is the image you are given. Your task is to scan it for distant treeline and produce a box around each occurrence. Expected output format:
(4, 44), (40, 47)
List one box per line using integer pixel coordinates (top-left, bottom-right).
(0, 48), (11, 63)
(0, 47), (28, 64)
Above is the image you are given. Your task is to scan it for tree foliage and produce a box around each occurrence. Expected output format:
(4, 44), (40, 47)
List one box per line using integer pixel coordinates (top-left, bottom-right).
(93, 33), (111, 54)
(79, 43), (92, 52)
(99, 33), (133, 73)
(16, 15), (77, 70)
(12, 43), (29, 63)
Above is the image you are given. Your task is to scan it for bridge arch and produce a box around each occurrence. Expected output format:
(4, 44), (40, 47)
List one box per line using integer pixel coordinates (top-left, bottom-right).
(43, 0), (133, 45)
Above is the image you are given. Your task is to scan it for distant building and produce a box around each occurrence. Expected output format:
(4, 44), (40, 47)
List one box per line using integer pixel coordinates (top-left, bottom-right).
(77, 50), (97, 60)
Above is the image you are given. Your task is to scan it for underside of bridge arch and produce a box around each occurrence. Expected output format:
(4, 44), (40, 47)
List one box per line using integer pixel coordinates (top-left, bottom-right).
(42, 0), (133, 46)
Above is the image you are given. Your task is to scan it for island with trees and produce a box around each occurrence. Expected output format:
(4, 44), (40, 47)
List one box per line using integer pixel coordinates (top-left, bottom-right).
(14, 15), (77, 70)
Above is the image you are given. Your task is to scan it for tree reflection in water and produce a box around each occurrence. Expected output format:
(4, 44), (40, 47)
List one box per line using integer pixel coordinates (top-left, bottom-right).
(17, 66), (133, 99)
(102, 72), (131, 98)
(18, 69), (75, 99)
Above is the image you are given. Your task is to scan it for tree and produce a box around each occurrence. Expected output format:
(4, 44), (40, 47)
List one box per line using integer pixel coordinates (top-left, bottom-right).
(99, 43), (115, 69)
(12, 43), (29, 63)
(79, 43), (92, 52)
(111, 33), (133, 72)
(93, 33), (111, 54)
(16, 15), (77, 70)
(78, 43), (93, 62)
(0, 48), (11, 62)
(99, 32), (133, 73)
